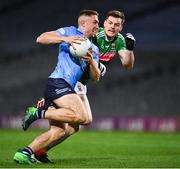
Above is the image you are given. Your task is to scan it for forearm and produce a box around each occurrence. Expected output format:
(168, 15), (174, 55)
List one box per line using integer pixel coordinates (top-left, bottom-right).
(123, 51), (134, 69)
(36, 31), (66, 45)
(89, 60), (100, 82)
(119, 50), (135, 69)
(123, 33), (136, 69)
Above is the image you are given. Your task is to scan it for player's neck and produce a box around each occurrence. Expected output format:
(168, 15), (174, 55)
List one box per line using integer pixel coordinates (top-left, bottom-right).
(105, 34), (115, 42)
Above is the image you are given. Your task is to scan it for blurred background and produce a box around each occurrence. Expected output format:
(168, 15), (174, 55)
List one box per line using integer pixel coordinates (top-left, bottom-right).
(0, 0), (180, 131)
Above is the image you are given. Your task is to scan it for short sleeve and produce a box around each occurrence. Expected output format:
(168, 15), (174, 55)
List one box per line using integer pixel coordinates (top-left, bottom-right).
(56, 28), (66, 36)
(117, 34), (126, 51)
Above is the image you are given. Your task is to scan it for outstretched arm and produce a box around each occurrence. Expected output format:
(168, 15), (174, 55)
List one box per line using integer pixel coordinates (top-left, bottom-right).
(118, 50), (134, 69)
(118, 33), (135, 69)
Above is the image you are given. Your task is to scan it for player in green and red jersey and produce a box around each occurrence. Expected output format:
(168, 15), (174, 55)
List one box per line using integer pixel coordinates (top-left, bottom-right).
(33, 10), (135, 163)
(74, 9), (135, 128)
(94, 10), (134, 67)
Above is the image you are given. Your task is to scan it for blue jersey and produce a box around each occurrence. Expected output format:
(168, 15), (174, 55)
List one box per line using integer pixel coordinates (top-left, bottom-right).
(49, 26), (99, 88)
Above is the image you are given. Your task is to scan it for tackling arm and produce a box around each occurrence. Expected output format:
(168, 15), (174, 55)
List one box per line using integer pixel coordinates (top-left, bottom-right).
(118, 33), (135, 69)
(118, 50), (134, 69)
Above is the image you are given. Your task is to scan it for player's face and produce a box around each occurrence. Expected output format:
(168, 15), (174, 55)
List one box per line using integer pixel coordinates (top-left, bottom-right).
(84, 15), (99, 37)
(104, 16), (123, 38)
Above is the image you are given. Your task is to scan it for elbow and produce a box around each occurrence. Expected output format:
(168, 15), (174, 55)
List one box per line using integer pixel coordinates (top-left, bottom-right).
(122, 62), (134, 70)
(36, 32), (48, 44)
(36, 36), (41, 43)
(36, 34), (43, 44)
(36, 34), (44, 44)
(121, 52), (135, 70)
(92, 71), (100, 82)
(95, 75), (100, 82)
(122, 57), (134, 70)
(92, 75), (100, 82)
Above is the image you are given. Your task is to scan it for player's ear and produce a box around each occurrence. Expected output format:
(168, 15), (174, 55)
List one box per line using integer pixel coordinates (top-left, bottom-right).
(78, 17), (85, 28)
(79, 18), (85, 26)
(119, 24), (123, 32)
(103, 20), (107, 28)
(120, 20), (124, 29)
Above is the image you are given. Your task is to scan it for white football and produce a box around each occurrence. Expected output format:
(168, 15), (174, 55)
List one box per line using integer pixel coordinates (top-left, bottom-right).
(69, 39), (91, 57)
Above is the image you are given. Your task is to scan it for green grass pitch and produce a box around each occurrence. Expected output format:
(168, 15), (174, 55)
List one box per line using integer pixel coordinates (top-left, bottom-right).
(0, 128), (180, 168)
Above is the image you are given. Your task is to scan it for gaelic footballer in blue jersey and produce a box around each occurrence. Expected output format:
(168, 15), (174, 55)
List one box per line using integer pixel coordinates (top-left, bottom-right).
(13, 10), (100, 165)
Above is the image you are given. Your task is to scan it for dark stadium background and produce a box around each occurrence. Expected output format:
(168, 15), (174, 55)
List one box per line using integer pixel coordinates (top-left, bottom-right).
(0, 0), (180, 131)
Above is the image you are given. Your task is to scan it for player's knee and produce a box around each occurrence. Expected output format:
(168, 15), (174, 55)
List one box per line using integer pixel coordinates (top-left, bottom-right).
(84, 118), (93, 125)
(73, 113), (86, 124)
(83, 116), (93, 125)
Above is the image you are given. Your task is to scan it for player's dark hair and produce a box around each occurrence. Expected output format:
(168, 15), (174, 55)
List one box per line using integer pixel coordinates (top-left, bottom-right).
(105, 10), (125, 24)
(79, 9), (99, 17)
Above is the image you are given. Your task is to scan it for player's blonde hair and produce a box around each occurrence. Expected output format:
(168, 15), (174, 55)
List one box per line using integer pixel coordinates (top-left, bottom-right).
(78, 9), (99, 25)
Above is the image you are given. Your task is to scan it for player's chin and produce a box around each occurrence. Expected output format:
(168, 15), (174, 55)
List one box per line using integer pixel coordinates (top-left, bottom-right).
(107, 33), (115, 39)
(107, 30), (116, 36)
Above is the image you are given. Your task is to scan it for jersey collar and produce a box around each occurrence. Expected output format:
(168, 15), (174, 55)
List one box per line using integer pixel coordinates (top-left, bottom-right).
(104, 30), (117, 42)
(77, 28), (84, 35)
(77, 27), (92, 41)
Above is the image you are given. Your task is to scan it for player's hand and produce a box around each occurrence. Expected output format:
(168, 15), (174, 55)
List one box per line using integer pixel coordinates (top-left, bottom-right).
(125, 33), (136, 51)
(64, 36), (85, 49)
(80, 48), (93, 63)
(36, 98), (45, 108)
(99, 62), (106, 76)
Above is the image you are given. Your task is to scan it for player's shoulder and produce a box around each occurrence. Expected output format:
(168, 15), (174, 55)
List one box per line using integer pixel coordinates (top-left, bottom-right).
(56, 26), (79, 36)
(59, 26), (77, 30)
(63, 26), (79, 34)
(113, 33), (125, 45)
(117, 33), (125, 40)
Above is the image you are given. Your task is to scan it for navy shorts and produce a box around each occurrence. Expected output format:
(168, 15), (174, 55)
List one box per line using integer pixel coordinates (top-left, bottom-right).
(43, 78), (75, 109)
